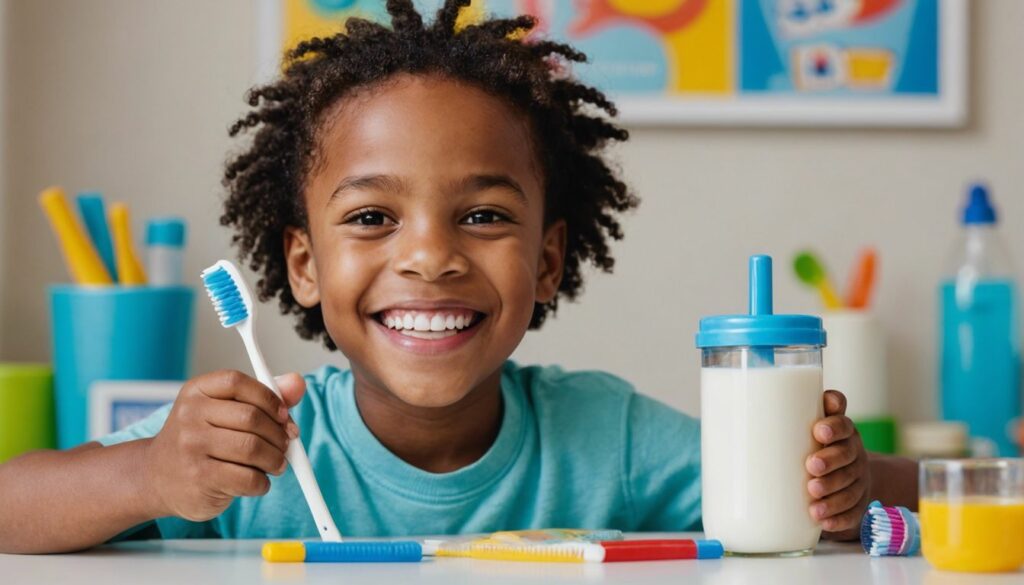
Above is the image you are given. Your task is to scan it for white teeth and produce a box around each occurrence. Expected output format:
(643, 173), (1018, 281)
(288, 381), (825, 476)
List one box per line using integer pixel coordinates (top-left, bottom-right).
(379, 311), (479, 332)
(414, 314), (431, 331)
(430, 314), (445, 331)
(399, 329), (459, 340)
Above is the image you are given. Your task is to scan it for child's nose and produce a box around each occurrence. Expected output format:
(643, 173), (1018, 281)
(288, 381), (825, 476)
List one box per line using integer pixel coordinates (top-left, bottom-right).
(391, 223), (469, 282)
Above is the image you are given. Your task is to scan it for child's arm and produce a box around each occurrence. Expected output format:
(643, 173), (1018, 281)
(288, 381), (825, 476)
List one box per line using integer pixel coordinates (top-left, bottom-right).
(0, 439), (160, 553)
(0, 370), (302, 554)
(866, 452), (919, 510)
(807, 390), (918, 541)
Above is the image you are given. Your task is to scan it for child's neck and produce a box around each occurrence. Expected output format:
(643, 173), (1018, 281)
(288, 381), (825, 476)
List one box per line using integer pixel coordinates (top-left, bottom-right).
(350, 367), (504, 474)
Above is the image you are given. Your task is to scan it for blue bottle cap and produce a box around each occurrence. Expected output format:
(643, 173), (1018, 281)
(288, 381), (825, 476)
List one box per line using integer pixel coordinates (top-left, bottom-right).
(695, 255), (826, 348)
(696, 539), (725, 559)
(146, 218), (187, 247)
(962, 183), (997, 225)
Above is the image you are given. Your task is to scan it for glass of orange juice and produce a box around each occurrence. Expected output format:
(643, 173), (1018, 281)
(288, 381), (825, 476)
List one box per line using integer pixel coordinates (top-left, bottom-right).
(920, 458), (1024, 573)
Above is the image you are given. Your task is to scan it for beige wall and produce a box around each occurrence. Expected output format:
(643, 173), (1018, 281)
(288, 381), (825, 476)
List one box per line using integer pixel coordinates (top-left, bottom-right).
(0, 0), (8, 354)
(2, 1), (1022, 422)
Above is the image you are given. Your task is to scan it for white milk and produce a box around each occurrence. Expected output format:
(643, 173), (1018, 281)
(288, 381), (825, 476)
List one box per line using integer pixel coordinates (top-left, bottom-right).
(701, 365), (824, 555)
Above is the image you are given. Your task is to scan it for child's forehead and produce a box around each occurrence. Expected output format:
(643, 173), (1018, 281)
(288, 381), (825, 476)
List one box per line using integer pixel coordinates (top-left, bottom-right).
(311, 74), (544, 187)
(324, 74), (533, 142)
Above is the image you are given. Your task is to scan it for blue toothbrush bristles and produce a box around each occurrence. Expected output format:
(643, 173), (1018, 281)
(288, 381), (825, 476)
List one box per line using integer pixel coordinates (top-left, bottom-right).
(860, 500), (920, 557)
(202, 266), (248, 327)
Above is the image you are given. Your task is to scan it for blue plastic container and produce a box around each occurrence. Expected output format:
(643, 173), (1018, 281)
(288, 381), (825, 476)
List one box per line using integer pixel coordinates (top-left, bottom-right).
(939, 184), (1021, 456)
(49, 286), (194, 448)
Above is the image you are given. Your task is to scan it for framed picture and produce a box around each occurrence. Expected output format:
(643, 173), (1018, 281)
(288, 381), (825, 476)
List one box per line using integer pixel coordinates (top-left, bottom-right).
(257, 0), (967, 127)
(88, 380), (182, 440)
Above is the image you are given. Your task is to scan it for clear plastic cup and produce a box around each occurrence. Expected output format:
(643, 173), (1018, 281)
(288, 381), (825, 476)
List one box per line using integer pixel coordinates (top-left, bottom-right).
(920, 458), (1024, 572)
(697, 255), (826, 556)
(701, 346), (824, 556)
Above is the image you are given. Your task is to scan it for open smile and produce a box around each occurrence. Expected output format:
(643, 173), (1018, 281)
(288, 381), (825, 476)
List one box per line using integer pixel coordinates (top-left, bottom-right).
(370, 306), (487, 354)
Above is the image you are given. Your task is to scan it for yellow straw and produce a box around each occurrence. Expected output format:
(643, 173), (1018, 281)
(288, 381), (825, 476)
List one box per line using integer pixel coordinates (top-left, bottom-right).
(38, 186), (112, 285)
(109, 203), (147, 285)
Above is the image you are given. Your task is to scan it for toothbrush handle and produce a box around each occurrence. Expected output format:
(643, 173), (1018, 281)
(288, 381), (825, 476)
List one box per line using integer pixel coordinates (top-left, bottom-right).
(240, 328), (343, 542)
(284, 439), (344, 542)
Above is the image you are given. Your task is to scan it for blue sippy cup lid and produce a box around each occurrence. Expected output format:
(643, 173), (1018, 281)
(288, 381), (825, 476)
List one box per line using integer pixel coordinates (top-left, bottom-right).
(695, 255), (826, 348)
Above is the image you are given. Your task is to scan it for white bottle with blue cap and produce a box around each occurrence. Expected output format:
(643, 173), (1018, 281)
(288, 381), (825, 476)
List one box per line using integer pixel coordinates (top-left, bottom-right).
(940, 183), (1020, 456)
(697, 255), (827, 556)
(146, 218), (187, 286)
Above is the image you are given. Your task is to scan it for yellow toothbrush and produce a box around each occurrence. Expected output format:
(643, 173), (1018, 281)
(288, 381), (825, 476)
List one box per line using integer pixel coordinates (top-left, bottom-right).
(109, 203), (147, 285)
(431, 542), (604, 563)
(38, 187), (112, 285)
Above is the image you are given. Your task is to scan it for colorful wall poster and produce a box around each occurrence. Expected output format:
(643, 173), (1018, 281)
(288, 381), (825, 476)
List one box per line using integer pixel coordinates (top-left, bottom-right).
(257, 0), (967, 126)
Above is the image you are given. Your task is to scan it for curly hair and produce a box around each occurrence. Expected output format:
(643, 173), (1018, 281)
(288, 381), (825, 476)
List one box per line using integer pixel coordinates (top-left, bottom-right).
(221, 0), (637, 350)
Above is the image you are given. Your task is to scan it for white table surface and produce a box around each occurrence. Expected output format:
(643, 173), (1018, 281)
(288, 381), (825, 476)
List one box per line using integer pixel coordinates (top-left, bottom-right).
(2, 533), (1022, 585)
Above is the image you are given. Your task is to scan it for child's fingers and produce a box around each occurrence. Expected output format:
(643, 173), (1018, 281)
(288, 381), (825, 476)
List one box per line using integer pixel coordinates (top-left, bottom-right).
(820, 497), (870, 533)
(813, 414), (855, 445)
(274, 373), (307, 408)
(807, 459), (859, 498)
(197, 370), (288, 423)
(809, 477), (867, 522)
(806, 440), (858, 477)
(206, 427), (287, 476)
(203, 400), (290, 452)
(822, 390), (847, 416)
(210, 460), (272, 498)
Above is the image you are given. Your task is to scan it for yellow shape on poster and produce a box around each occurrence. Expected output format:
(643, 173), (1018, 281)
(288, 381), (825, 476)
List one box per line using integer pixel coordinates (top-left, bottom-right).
(666, 0), (732, 94)
(283, 0), (353, 54)
(283, 0), (486, 54)
(608, 0), (690, 18)
(846, 48), (894, 89)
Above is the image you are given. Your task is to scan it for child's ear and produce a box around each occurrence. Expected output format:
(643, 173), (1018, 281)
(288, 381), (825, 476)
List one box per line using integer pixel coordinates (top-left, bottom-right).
(284, 227), (321, 308)
(535, 219), (567, 303)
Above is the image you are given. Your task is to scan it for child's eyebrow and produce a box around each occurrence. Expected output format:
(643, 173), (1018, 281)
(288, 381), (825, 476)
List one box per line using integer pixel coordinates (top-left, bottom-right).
(331, 173), (528, 205)
(331, 174), (406, 201)
(454, 174), (527, 204)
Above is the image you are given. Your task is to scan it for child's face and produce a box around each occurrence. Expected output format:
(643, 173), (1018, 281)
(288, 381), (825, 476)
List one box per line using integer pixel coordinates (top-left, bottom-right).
(285, 75), (565, 408)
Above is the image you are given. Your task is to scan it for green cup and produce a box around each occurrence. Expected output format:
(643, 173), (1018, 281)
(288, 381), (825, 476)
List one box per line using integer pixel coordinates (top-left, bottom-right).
(854, 416), (897, 454)
(0, 364), (56, 463)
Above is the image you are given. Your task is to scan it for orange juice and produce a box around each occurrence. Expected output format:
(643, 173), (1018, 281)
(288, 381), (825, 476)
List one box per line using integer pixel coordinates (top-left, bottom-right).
(920, 497), (1024, 572)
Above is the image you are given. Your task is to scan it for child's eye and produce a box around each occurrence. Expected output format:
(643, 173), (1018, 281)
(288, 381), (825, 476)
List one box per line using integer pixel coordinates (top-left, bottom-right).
(462, 210), (510, 225)
(344, 209), (393, 226)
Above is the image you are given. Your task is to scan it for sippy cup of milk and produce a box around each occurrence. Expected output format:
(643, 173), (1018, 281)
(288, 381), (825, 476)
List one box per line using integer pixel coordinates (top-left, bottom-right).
(696, 255), (826, 556)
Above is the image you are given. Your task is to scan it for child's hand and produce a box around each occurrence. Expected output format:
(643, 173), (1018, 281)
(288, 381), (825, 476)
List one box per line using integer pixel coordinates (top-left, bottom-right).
(143, 371), (306, 522)
(806, 390), (870, 540)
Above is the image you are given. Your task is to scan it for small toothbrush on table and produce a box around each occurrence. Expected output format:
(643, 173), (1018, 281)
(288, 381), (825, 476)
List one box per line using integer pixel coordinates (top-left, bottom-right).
(201, 259), (342, 542)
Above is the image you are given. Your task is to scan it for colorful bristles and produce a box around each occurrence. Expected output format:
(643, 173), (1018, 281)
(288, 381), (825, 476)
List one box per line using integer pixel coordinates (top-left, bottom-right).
(201, 264), (248, 326)
(860, 500), (920, 557)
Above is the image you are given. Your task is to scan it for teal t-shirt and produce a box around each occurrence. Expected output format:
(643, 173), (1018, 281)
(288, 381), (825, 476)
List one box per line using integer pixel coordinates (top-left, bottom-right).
(99, 361), (702, 538)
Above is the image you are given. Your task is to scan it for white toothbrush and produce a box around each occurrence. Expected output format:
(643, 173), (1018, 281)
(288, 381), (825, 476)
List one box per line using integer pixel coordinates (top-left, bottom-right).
(201, 259), (342, 542)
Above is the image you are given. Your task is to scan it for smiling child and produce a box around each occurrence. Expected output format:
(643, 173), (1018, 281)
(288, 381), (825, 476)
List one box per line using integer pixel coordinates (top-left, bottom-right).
(0, 0), (917, 553)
